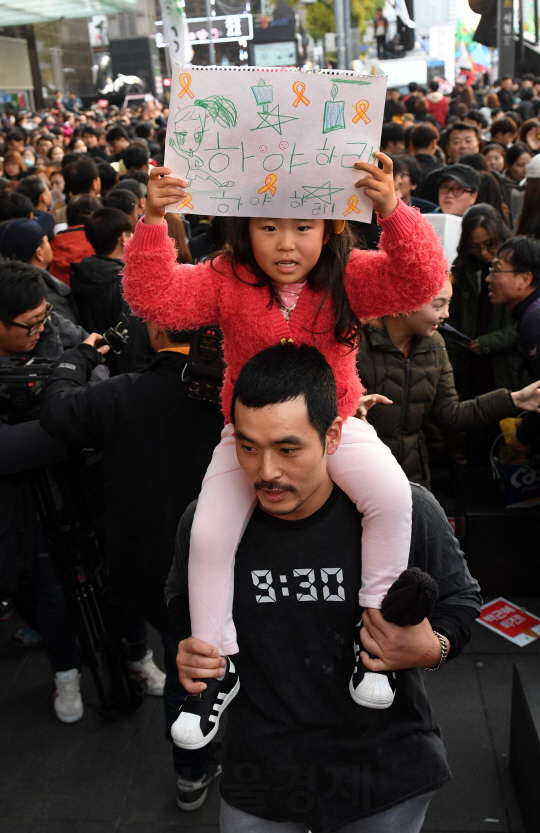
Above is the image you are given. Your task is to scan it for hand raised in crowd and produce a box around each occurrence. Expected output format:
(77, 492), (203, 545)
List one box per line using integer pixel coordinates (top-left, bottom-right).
(354, 151), (398, 219)
(82, 332), (110, 355)
(145, 166), (188, 225)
(357, 393), (393, 422)
(510, 379), (540, 412)
(176, 636), (227, 694)
(359, 609), (448, 671)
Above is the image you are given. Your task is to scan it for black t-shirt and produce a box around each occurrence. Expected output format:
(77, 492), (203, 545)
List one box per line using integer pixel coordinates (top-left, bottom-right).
(221, 487), (451, 832)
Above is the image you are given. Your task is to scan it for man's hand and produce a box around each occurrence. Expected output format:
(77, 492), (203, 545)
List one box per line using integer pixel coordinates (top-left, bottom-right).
(356, 393), (393, 421)
(511, 380), (540, 412)
(145, 166), (188, 225)
(360, 609), (448, 671)
(353, 152), (398, 218)
(468, 338), (482, 355)
(82, 332), (110, 355)
(176, 637), (227, 694)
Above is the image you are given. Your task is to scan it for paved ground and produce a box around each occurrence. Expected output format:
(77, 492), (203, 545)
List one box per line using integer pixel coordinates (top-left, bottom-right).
(1, 593), (538, 833)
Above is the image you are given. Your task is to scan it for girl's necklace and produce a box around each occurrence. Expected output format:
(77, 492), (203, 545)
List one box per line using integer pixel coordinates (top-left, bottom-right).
(273, 281), (305, 322)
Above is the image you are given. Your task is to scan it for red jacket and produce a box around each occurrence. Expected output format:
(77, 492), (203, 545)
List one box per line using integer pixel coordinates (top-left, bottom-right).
(426, 93), (449, 129)
(122, 201), (447, 422)
(50, 225), (94, 286)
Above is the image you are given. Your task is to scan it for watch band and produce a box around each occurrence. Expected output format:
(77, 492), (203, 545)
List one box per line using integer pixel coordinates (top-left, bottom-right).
(425, 631), (448, 672)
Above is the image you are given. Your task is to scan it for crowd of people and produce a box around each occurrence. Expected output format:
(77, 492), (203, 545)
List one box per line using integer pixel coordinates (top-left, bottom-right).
(0, 70), (539, 832)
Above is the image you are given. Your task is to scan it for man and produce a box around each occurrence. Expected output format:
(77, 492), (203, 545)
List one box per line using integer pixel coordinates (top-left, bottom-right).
(380, 123), (405, 155)
(49, 195), (100, 285)
(121, 143), (150, 175)
(17, 175), (55, 240)
(435, 165), (480, 217)
(54, 157), (102, 227)
(417, 123), (480, 203)
(35, 134), (54, 158)
(39, 322), (224, 808)
(0, 218), (77, 323)
(383, 88), (402, 123)
(487, 237), (540, 454)
(80, 125), (108, 161)
(103, 188), (138, 231)
(403, 82), (419, 115)
(425, 81), (449, 129)
(5, 129), (25, 154)
(409, 123), (443, 177)
(497, 75), (515, 111)
(106, 125), (130, 160)
(373, 7), (388, 60)
(490, 117), (518, 147)
(166, 344), (481, 833)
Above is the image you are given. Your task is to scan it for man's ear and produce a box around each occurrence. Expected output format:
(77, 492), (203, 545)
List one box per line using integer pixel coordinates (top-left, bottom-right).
(325, 416), (343, 456)
(520, 271), (535, 289)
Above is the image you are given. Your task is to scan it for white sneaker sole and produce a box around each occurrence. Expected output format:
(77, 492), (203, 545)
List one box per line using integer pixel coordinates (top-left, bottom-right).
(55, 710), (84, 723)
(173, 677), (240, 750)
(349, 676), (394, 709)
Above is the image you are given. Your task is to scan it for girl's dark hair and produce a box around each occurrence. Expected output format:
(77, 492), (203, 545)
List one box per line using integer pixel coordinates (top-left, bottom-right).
(457, 203), (510, 261)
(476, 171), (511, 225)
(518, 118), (540, 143)
(211, 219), (360, 350)
(482, 142), (507, 162)
(506, 142), (532, 167)
(516, 179), (540, 235)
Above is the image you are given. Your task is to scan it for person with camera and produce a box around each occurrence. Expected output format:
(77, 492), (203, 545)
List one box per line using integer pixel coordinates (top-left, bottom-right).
(39, 322), (224, 810)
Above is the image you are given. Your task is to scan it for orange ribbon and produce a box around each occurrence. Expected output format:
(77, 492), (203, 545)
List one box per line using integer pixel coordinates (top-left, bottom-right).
(352, 99), (371, 125)
(292, 81), (310, 108)
(177, 192), (194, 210)
(178, 73), (194, 99)
(343, 195), (361, 217)
(258, 174), (277, 196)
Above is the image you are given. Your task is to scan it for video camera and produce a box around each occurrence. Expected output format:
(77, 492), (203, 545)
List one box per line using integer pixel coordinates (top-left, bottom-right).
(182, 326), (224, 406)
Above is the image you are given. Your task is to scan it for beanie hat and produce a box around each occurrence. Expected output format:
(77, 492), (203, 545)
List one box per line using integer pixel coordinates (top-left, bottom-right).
(0, 218), (44, 263)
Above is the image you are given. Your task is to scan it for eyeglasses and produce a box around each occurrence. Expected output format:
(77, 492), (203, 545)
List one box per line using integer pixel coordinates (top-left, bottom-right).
(439, 184), (473, 197)
(487, 268), (517, 276)
(470, 242), (495, 254)
(6, 303), (52, 336)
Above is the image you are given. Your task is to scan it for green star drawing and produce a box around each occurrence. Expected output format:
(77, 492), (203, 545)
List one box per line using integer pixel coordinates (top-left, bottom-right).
(251, 105), (298, 136)
(301, 181), (345, 205)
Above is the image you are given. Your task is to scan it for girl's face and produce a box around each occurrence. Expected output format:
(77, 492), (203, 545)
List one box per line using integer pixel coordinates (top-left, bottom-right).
(402, 279), (453, 338)
(508, 151), (531, 182)
(4, 159), (20, 177)
(469, 226), (498, 263)
(22, 149), (35, 164)
(50, 173), (65, 192)
(73, 138), (87, 153)
(484, 148), (505, 173)
(50, 145), (64, 162)
(249, 218), (328, 285)
(525, 127), (540, 151)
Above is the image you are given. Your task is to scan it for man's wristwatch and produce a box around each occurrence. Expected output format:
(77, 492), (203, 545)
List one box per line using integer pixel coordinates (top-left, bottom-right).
(424, 631), (448, 672)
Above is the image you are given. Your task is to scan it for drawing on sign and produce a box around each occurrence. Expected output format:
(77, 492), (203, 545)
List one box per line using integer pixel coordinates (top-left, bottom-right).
(292, 81), (310, 108)
(323, 84), (345, 134)
(251, 78), (298, 135)
(169, 92), (238, 193)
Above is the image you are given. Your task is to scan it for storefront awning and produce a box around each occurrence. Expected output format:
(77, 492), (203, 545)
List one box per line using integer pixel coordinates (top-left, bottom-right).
(0, 0), (137, 27)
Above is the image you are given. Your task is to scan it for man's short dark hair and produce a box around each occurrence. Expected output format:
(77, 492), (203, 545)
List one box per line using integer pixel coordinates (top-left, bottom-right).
(6, 129), (24, 144)
(121, 144), (149, 171)
(381, 123), (404, 148)
(97, 162), (118, 193)
(410, 122), (440, 150)
(497, 236), (540, 287)
(16, 175), (47, 208)
(81, 125), (98, 137)
(0, 260), (47, 322)
(66, 194), (102, 227)
(491, 118), (517, 138)
(84, 207), (131, 256)
(106, 125), (129, 144)
(103, 188), (137, 216)
(61, 151), (82, 170)
(429, 80), (439, 92)
(0, 191), (33, 222)
(447, 121), (480, 141)
(465, 109), (488, 129)
(231, 344), (338, 446)
(120, 170), (149, 188)
(135, 122), (152, 139)
(65, 156), (99, 196)
(408, 82), (418, 93)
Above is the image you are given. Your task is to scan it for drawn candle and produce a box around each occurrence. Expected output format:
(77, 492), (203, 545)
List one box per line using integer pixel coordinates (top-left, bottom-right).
(323, 84), (346, 134)
(251, 78), (274, 114)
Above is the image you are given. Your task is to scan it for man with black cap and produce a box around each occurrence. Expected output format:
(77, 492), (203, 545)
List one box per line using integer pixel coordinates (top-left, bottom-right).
(432, 165), (480, 217)
(0, 218), (78, 324)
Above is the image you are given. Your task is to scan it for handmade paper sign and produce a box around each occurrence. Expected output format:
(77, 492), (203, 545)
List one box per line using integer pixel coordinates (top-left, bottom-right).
(164, 65), (387, 223)
(478, 597), (540, 646)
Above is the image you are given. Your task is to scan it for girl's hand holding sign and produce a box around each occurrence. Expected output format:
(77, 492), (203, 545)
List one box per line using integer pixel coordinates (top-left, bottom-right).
(354, 151), (398, 219)
(145, 166), (188, 225)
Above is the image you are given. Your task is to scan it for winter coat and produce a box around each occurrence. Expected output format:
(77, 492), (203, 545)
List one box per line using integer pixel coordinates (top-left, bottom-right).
(37, 268), (78, 325)
(426, 92), (449, 129)
(357, 323), (517, 488)
(50, 225), (95, 286)
(445, 256), (526, 396)
(39, 346), (224, 629)
(122, 201), (448, 422)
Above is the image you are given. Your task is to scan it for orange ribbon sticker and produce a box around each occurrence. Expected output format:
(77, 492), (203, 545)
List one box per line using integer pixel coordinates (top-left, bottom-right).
(344, 195), (361, 217)
(292, 81), (310, 108)
(352, 100), (371, 125)
(177, 193), (194, 210)
(258, 174), (277, 196)
(178, 73), (194, 99)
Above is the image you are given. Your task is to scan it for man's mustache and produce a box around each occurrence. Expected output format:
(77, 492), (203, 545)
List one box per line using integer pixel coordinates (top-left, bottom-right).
(254, 480), (298, 494)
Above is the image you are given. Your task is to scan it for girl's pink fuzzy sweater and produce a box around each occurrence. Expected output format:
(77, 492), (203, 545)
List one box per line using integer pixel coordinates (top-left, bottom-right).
(122, 200), (448, 421)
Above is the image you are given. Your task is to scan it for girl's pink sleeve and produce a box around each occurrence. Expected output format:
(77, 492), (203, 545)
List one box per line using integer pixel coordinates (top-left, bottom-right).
(345, 199), (448, 320)
(122, 218), (221, 330)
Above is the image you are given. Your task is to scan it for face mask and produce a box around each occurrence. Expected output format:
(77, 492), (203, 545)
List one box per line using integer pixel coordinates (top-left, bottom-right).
(24, 159), (35, 168)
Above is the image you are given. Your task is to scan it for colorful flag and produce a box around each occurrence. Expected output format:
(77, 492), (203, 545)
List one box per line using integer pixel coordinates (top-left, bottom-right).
(161, 0), (193, 65)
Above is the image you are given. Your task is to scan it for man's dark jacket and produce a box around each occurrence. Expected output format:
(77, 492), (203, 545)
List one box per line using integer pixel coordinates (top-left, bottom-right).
(513, 287), (540, 447)
(40, 345), (223, 630)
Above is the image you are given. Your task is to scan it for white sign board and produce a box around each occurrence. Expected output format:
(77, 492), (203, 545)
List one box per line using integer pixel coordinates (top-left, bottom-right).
(425, 213), (462, 265)
(164, 65), (387, 222)
(429, 24), (456, 85)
